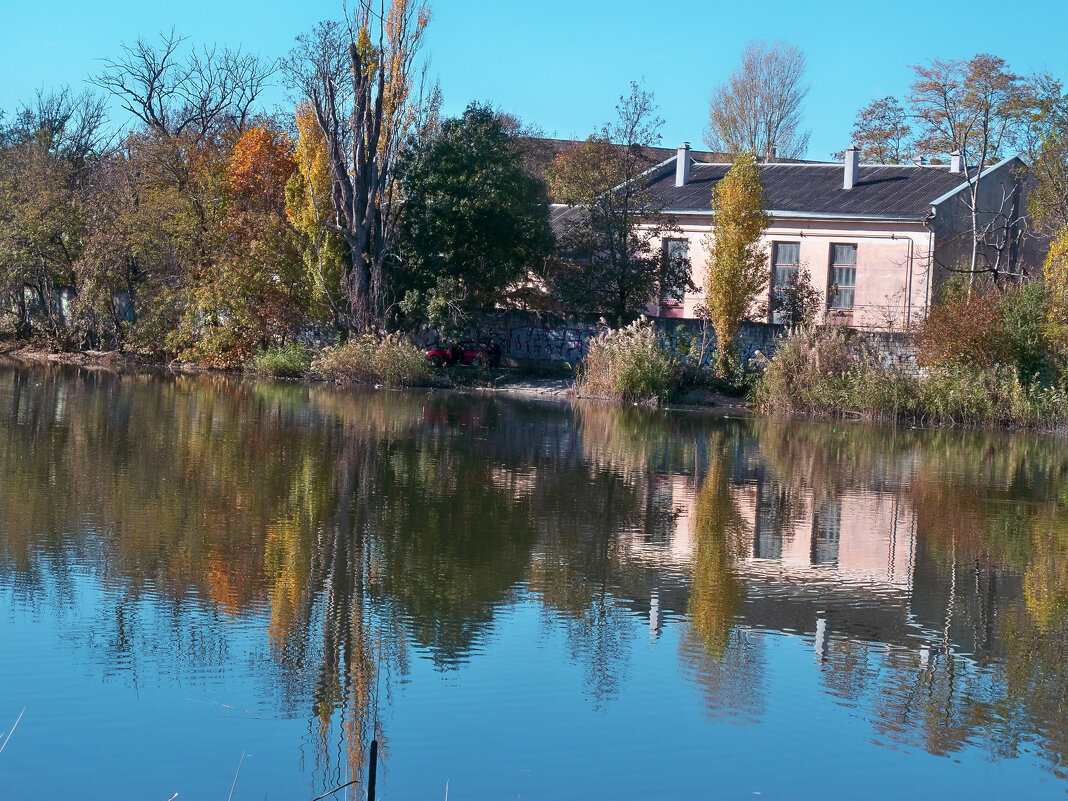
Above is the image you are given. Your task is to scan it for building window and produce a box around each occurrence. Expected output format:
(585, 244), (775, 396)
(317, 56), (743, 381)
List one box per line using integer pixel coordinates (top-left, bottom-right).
(828, 244), (857, 310)
(811, 500), (841, 565)
(770, 242), (800, 323)
(660, 239), (689, 304)
(754, 480), (790, 559)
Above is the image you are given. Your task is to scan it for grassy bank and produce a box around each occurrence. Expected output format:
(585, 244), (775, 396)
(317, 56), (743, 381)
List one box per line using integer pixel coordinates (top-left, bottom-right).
(573, 320), (676, 404)
(572, 318), (754, 406)
(754, 327), (1068, 429)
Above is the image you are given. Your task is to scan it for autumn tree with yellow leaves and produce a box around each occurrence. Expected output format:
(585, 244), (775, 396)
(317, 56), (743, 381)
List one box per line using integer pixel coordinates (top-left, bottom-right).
(285, 0), (431, 333)
(1043, 228), (1068, 359)
(703, 153), (769, 375)
(285, 102), (351, 331)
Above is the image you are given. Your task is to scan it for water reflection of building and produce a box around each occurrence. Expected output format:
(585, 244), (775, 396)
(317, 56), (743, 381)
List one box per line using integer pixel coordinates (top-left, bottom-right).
(617, 475), (915, 590)
(611, 461), (1029, 679)
(735, 484), (915, 589)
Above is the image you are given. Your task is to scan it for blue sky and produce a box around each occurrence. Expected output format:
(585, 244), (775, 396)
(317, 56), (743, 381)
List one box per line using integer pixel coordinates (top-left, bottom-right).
(2, 0), (1067, 159)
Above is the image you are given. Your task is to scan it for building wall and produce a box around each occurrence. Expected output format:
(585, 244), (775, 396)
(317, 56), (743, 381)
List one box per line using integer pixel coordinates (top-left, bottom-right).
(929, 157), (1031, 287)
(654, 217), (933, 330)
(412, 310), (916, 369)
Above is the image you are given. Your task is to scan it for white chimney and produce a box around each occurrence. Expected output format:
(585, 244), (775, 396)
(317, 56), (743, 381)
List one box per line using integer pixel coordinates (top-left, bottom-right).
(950, 151), (963, 173)
(675, 142), (691, 187)
(843, 146), (859, 190)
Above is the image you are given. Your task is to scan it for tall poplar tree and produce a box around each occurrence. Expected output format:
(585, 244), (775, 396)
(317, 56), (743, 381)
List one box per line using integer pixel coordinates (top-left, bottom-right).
(704, 153), (769, 374)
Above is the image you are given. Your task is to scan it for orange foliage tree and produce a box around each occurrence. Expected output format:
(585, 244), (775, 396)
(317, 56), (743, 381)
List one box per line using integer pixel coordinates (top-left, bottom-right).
(178, 122), (316, 365)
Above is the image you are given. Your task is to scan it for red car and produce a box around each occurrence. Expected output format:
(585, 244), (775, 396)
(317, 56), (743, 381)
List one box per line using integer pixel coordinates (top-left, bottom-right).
(425, 341), (490, 368)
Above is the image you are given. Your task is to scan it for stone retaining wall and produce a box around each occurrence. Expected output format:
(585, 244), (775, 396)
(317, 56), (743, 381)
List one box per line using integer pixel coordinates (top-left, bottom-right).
(414, 311), (918, 370)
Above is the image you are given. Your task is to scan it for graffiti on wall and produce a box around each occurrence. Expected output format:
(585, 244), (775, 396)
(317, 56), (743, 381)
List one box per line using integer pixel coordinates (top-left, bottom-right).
(414, 311), (916, 369)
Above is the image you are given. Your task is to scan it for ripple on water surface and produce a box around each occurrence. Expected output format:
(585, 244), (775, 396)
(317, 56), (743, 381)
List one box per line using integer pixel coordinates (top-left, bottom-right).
(1, 365), (1067, 799)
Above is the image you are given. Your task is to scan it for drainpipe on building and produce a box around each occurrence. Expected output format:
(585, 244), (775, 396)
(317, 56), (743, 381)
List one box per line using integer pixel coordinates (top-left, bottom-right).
(904, 235), (915, 328)
(922, 208), (936, 317)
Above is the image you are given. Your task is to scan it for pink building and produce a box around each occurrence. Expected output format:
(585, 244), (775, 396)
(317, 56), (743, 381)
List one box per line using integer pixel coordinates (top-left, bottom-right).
(644, 144), (1031, 330)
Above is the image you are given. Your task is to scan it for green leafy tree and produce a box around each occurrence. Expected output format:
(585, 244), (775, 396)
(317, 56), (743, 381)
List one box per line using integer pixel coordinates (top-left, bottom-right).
(0, 140), (81, 338)
(394, 103), (553, 327)
(704, 153), (769, 374)
(0, 88), (108, 342)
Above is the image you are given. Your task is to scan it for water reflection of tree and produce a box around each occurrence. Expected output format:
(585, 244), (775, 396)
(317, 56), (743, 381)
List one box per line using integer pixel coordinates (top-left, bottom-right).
(6, 365), (1068, 785)
(0, 370), (716, 791)
(751, 415), (1068, 770)
(677, 431), (767, 721)
(526, 403), (720, 705)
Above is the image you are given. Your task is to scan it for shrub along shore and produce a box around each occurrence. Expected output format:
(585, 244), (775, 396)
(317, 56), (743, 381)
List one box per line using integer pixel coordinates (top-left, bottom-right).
(6, 279), (1068, 433)
(755, 281), (1068, 430)
(754, 327), (1068, 430)
(561, 280), (1068, 432)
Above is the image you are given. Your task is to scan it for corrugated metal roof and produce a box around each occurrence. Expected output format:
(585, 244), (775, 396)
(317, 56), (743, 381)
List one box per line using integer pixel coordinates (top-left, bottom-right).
(648, 162), (971, 220)
(549, 203), (586, 237)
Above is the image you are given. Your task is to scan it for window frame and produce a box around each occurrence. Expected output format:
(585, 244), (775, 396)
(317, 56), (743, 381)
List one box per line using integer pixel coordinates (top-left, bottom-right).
(769, 241), (801, 324)
(659, 238), (689, 307)
(827, 243), (858, 313)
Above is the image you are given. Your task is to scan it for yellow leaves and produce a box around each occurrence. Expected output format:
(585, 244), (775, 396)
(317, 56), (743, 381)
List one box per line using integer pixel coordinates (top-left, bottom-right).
(704, 153), (770, 371)
(385, 0), (431, 44)
(1044, 227), (1068, 325)
(354, 26), (378, 79)
(711, 152), (770, 242)
(1043, 227), (1068, 359)
(287, 102), (334, 235)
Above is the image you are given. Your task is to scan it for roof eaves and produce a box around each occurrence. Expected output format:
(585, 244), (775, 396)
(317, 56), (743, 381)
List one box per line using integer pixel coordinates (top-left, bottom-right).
(610, 153), (679, 194)
(664, 208), (927, 224)
(928, 154), (1019, 207)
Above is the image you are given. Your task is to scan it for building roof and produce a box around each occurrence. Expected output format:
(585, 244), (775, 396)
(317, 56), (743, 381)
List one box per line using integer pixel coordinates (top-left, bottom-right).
(549, 203), (586, 237)
(518, 137), (817, 203)
(647, 161), (973, 221)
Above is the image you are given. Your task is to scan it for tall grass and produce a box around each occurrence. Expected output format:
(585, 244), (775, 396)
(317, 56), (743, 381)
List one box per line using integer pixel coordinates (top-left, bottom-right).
(755, 327), (1068, 428)
(574, 319), (677, 404)
(248, 343), (313, 378)
(310, 333), (431, 387)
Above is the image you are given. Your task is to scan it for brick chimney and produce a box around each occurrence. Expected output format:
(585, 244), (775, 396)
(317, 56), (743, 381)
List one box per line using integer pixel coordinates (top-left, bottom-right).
(675, 142), (691, 187)
(843, 145), (859, 190)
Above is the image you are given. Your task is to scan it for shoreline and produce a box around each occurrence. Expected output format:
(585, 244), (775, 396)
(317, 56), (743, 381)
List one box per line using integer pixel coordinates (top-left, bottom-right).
(0, 343), (754, 411)
(10, 343), (1058, 429)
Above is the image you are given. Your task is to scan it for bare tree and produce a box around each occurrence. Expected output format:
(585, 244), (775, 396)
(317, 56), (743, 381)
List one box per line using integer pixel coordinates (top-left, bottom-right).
(12, 86), (109, 175)
(285, 1), (431, 332)
(704, 40), (810, 160)
(545, 82), (692, 322)
(910, 54), (1035, 287)
(1025, 75), (1068, 235)
(93, 29), (276, 140)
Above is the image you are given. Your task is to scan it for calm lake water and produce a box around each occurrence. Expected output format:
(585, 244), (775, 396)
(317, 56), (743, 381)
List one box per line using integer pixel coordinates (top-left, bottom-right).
(1, 363), (1068, 799)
